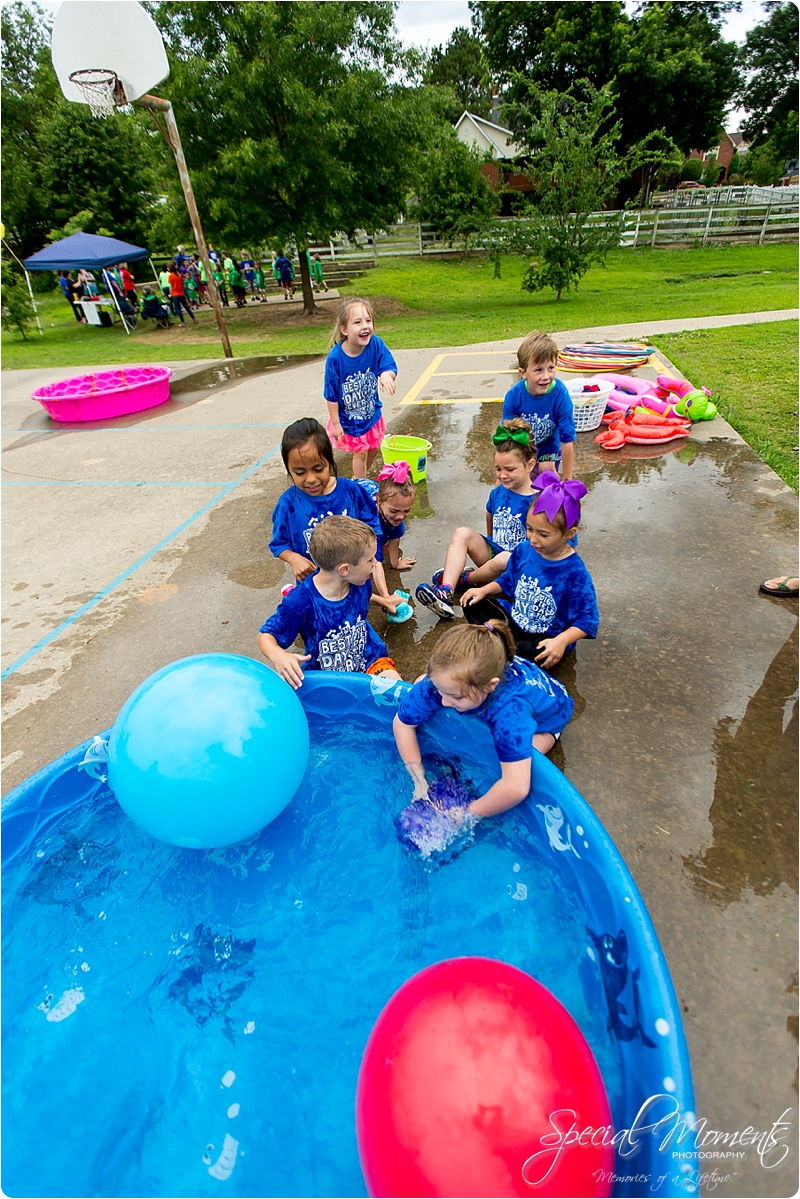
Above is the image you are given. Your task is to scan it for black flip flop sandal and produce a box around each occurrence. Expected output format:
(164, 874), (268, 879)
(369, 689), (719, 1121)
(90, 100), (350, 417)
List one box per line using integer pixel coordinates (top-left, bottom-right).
(759, 577), (800, 598)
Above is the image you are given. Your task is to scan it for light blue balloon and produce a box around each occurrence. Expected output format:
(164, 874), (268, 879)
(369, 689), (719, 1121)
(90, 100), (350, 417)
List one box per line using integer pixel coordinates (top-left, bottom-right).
(108, 654), (310, 849)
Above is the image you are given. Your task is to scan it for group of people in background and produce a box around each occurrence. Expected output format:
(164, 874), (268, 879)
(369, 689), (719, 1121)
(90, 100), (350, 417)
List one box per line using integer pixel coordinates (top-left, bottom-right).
(59, 243), (332, 330)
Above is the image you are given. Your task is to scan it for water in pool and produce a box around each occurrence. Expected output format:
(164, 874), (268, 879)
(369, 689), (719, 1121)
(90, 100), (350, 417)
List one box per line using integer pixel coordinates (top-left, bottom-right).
(3, 721), (623, 1198)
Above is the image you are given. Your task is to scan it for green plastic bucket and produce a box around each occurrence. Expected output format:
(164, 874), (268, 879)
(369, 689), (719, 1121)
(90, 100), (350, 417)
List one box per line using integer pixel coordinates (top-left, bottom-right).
(380, 435), (432, 483)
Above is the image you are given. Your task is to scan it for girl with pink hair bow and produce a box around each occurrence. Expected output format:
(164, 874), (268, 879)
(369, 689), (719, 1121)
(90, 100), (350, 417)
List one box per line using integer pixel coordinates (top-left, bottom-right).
(356, 460), (417, 572)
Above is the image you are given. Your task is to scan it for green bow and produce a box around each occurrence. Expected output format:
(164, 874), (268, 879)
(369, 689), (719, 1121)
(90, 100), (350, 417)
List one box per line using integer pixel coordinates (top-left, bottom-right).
(493, 425), (530, 447)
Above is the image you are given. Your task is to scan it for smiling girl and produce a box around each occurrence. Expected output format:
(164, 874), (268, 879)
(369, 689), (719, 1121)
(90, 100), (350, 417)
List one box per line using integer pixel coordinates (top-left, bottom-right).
(461, 475), (598, 669)
(324, 298), (397, 479)
(268, 418), (403, 613)
(393, 621), (574, 820)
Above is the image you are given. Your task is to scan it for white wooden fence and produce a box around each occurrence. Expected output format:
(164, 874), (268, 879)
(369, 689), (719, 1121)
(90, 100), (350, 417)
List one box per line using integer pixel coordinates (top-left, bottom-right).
(652, 184), (799, 208)
(304, 199), (798, 263)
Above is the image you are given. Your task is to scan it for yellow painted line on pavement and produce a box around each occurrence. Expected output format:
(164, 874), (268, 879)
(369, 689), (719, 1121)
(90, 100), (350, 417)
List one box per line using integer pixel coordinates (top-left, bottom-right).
(399, 353), (446, 405)
(430, 369), (518, 376)
(648, 353), (675, 377)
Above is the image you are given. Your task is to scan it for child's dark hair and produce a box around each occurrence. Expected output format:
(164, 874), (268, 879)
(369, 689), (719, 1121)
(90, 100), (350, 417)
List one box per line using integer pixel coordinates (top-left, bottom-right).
(309, 515), (376, 571)
(427, 620), (515, 691)
(494, 417), (536, 465)
(329, 296), (375, 349)
(280, 417), (337, 478)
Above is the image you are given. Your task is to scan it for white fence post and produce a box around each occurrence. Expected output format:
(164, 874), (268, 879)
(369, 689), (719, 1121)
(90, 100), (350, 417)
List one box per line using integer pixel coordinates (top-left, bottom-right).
(759, 205), (773, 244)
(418, 223), (423, 255)
(702, 205), (714, 246)
(650, 211), (660, 247)
(633, 211), (641, 248)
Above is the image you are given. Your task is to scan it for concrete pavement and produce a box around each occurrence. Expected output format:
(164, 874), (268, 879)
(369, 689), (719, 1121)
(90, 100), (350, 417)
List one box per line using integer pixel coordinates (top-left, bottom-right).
(2, 315), (798, 1197)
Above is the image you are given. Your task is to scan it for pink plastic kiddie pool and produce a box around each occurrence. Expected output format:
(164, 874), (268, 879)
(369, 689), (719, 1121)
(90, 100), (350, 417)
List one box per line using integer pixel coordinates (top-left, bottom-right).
(31, 367), (172, 422)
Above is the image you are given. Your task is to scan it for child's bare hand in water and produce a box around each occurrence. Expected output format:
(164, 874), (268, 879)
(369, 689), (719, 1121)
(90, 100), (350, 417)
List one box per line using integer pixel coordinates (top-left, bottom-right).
(405, 760), (429, 801)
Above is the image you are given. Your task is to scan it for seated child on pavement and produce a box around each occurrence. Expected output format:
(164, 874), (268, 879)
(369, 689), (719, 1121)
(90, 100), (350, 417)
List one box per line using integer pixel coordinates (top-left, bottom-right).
(414, 419), (536, 619)
(461, 474), (598, 670)
(269, 416), (403, 614)
(258, 515), (401, 688)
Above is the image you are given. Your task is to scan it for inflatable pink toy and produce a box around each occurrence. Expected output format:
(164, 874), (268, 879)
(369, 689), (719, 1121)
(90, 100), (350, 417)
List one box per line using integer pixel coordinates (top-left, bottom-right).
(597, 373), (659, 414)
(656, 374), (711, 400)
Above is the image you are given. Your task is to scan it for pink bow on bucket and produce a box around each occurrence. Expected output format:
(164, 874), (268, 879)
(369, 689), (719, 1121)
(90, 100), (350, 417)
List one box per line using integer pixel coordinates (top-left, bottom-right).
(377, 461), (411, 485)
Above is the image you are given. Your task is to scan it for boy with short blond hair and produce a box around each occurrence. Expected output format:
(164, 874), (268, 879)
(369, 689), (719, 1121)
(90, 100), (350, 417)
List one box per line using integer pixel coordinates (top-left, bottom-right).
(503, 330), (575, 481)
(258, 515), (401, 688)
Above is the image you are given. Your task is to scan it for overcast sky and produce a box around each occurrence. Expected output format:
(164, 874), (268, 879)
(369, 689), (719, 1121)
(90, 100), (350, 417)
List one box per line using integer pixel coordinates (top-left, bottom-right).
(38, 0), (769, 124)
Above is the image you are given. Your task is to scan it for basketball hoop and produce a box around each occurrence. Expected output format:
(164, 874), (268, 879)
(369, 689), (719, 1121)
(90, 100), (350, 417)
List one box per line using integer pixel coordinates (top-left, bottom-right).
(68, 69), (125, 118)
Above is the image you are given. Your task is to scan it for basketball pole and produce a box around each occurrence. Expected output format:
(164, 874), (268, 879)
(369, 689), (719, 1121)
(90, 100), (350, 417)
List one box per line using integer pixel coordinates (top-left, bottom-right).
(133, 93), (233, 360)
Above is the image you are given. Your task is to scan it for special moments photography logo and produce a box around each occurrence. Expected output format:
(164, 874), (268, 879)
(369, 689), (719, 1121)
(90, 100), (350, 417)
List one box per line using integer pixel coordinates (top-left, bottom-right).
(520, 1094), (793, 1193)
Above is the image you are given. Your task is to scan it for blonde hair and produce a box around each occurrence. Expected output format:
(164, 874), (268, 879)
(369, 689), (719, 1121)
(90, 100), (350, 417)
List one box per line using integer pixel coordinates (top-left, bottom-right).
(329, 297), (375, 348)
(517, 331), (558, 370)
(377, 474), (415, 503)
(309, 515), (376, 571)
(428, 620), (515, 691)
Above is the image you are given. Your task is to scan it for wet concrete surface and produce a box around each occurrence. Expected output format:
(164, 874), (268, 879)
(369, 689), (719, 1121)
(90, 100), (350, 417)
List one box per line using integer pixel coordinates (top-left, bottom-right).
(2, 338), (798, 1197)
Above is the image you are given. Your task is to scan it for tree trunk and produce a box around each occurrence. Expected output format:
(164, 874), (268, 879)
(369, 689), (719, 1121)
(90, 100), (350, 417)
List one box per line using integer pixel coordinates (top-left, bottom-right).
(298, 246), (316, 316)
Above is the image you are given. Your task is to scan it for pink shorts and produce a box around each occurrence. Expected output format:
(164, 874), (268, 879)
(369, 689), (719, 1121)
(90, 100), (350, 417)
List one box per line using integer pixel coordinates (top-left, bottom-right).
(327, 415), (386, 454)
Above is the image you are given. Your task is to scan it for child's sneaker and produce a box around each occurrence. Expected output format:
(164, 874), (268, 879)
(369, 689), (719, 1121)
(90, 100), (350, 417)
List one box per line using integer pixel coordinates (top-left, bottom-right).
(415, 582), (455, 619)
(432, 568), (473, 594)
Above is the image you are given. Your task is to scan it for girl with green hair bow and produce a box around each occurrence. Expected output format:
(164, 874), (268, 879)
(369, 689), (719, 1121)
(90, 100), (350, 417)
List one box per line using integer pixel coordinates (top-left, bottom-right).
(415, 419), (537, 621)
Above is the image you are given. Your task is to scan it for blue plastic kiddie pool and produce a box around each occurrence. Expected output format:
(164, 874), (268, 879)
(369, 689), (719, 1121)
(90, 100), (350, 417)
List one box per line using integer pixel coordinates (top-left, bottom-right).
(2, 671), (697, 1198)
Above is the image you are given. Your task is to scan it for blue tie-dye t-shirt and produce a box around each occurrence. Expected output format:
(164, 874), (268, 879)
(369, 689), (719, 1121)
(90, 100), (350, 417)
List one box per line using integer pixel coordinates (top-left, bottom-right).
(501, 378), (575, 457)
(323, 335), (398, 436)
(485, 485), (533, 553)
(355, 478), (404, 552)
(495, 544), (599, 641)
(269, 477), (384, 561)
(396, 657), (574, 762)
(259, 575), (387, 673)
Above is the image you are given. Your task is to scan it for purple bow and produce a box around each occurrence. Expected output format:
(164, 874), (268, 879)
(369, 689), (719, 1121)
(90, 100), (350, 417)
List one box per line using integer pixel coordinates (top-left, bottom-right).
(377, 460), (411, 485)
(533, 476), (587, 529)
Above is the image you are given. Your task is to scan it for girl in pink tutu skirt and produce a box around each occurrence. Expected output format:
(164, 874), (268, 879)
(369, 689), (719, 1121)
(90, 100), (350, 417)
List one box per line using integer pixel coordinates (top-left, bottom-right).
(324, 298), (397, 479)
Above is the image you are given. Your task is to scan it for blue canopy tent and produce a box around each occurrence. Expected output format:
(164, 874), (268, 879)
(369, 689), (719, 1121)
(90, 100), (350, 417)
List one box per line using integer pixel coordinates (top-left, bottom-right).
(23, 232), (153, 334)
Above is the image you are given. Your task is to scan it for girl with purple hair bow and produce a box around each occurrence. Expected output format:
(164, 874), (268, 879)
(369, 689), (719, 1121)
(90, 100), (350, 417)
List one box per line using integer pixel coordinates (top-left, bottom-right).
(460, 472), (599, 669)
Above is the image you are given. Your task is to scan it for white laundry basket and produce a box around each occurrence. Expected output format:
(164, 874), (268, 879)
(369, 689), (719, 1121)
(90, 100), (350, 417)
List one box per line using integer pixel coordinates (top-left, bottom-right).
(566, 377), (613, 432)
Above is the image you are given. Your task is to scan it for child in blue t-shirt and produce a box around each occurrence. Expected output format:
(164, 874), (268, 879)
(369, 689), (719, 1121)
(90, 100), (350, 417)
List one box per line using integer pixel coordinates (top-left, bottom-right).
(259, 515), (402, 688)
(355, 461), (417, 570)
(393, 621), (574, 820)
(461, 474), (598, 669)
(324, 297), (397, 479)
(269, 417), (404, 615)
(502, 331), (575, 482)
(415, 419), (536, 619)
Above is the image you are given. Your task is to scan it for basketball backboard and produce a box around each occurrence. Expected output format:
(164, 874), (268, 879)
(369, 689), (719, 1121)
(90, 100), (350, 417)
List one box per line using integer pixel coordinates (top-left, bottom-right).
(52, 1), (169, 106)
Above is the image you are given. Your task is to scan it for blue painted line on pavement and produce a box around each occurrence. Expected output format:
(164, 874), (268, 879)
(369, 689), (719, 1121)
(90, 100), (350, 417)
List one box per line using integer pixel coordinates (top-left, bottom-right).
(1, 443), (281, 681)
(2, 423), (287, 433)
(3, 481), (234, 487)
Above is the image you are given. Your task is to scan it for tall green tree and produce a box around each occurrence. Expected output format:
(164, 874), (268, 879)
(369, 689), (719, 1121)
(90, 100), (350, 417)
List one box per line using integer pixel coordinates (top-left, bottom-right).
(411, 128), (499, 247)
(424, 27), (491, 120)
(739, 1), (798, 160)
(614, 2), (741, 152)
(500, 82), (632, 300)
(147, 1), (438, 313)
(471, 0), (740, 153)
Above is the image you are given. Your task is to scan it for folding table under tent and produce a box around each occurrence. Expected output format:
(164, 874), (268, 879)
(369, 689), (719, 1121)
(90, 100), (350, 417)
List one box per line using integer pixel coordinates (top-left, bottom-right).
(23, 231), (153, 333)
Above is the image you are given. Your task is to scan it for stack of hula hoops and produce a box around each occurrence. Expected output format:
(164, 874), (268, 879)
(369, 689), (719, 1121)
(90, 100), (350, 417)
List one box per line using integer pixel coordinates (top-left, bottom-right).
(557, 342), (653, 372)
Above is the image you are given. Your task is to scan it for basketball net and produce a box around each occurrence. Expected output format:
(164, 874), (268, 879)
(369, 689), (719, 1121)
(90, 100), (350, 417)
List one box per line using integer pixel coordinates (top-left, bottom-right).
(68, 69), (125, 118)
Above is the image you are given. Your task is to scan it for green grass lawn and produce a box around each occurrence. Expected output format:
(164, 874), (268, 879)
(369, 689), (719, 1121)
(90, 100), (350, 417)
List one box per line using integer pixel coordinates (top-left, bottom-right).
(3, 242), (797, 370)
(653, 321), (799, 492)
